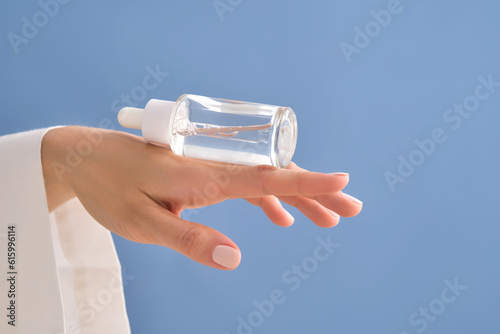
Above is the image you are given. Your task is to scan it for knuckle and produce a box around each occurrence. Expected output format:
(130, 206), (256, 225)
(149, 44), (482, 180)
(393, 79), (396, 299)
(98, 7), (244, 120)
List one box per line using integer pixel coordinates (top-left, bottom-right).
(295, 173), (304, 194)
(253, 165), (275, 195)
(179, 225), (206, 257)
(260, 179), (270, 196)
(216, 182), (229, 199)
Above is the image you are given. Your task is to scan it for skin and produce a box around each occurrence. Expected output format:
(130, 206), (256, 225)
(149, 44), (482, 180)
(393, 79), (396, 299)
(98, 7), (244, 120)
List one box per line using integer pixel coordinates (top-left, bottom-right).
(41, 126), (362, 270)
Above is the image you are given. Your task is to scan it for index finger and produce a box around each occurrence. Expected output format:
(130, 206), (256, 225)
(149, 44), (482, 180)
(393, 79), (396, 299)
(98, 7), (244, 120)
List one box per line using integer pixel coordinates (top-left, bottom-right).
(210, 164), (349, 199)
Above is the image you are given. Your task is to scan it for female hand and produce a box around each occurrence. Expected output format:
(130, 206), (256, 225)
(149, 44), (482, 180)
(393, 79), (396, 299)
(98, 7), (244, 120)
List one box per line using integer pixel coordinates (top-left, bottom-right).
(41, 126), (362, 270)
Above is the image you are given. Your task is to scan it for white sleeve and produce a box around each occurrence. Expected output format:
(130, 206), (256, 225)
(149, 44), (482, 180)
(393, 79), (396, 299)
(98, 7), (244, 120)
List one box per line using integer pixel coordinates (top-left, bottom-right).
(0, 128), (130, 334)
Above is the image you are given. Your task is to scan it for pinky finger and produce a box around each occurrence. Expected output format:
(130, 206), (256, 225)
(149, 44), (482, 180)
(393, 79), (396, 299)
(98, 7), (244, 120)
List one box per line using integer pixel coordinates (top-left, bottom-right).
(246, 196), (295, 227)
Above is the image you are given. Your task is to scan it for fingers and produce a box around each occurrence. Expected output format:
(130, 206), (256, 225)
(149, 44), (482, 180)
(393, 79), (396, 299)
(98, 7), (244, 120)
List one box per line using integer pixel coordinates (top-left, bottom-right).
(237, 161), (361, 227)
(278, 195), (340, 228)
(246, 194), (359, 228)
(246, 196), (295, 227)
(285, 162), (362, 218)
(201, 164), (349, 199)
(132, 203), (241, 270)
(311, 192), (363, 218)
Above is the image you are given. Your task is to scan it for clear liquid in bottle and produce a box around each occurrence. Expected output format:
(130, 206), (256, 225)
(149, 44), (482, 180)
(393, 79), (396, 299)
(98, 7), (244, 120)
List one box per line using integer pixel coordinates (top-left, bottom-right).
(118, 94), (298, 168)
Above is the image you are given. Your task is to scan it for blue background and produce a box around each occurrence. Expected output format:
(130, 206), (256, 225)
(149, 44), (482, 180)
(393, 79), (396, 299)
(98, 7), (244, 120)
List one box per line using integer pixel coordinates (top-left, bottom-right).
(1, 0), (499, 333)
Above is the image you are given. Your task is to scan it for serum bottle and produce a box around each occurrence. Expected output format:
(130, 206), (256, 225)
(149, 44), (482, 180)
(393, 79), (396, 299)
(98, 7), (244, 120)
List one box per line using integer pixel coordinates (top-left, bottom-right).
(118, 94), (298, 168)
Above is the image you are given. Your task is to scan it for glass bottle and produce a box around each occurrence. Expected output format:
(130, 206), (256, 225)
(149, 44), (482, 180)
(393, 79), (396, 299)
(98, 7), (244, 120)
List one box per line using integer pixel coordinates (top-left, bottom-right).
(118, 94), (298, 168)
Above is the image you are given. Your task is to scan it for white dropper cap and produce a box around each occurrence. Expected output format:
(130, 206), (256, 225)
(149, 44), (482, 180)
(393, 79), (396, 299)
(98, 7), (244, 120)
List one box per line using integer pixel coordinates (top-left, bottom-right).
(118, 99), (177, 146)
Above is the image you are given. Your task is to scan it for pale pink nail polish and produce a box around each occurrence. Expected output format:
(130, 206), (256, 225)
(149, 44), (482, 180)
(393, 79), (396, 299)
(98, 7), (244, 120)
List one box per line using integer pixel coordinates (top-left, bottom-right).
(330, 172), (349, 176)
(328, 209), (340, 218)
(212, 245), (241, 269)
(343, 193), (363, 205)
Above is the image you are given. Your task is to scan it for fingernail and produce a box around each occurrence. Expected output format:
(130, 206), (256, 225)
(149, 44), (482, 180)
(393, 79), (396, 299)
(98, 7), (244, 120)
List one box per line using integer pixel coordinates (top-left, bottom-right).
(343, 193), (363, 205)
(330, 172), (349, 176)
(328, 209), (340, 218)
(284, 210), (295, 224)
(212, 245), (241, 269)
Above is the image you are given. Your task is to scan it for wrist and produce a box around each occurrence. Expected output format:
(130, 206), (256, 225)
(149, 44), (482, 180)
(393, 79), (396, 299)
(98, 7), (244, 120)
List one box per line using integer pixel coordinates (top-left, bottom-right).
(41, 126), (80, 211)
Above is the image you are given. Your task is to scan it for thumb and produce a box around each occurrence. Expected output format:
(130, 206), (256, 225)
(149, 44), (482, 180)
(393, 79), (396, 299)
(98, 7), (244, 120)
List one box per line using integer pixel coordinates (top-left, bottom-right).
(139, 205), (241, 270)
